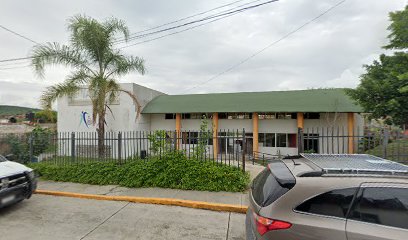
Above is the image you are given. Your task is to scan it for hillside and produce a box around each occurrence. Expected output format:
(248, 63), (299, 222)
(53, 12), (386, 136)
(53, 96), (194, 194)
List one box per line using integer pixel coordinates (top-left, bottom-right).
(0, 105), (41, 116)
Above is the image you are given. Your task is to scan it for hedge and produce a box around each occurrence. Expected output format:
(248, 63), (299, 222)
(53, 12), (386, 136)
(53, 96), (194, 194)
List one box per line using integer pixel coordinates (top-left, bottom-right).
(28, 152), (250, 192)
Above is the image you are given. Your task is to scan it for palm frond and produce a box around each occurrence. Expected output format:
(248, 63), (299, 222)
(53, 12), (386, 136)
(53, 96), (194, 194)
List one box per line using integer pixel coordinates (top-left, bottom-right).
(66, 69), (92, 85)
(103, 17), (129, 42)
(40, 81), (80, 110)
(105, 55), (145, 78)
(31, 42), (94, 78)
(118, 88), (142, 119)
(106, 79), (120, 104)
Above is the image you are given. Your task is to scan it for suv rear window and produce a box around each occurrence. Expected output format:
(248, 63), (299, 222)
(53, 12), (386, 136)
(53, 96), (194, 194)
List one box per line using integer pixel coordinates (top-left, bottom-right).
(348, 187), (408, 229)
(251, 168), (292, 207)
(295, 188), (357, 218)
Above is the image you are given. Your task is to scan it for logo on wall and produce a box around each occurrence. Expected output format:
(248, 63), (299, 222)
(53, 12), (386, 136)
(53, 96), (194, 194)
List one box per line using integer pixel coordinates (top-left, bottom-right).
(79, 111), (93, 128)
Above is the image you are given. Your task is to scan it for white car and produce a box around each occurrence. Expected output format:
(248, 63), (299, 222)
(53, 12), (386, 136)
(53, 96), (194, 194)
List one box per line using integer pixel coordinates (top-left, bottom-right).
(0, 154), (37, 208)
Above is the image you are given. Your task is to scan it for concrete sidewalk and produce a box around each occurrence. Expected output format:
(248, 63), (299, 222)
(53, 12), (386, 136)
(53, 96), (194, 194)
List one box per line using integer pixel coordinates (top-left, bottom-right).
(38, 180), (250, 207)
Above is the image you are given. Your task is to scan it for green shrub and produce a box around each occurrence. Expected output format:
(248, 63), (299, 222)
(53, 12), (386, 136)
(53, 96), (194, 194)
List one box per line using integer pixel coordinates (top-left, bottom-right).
(28, 152), (250, 192)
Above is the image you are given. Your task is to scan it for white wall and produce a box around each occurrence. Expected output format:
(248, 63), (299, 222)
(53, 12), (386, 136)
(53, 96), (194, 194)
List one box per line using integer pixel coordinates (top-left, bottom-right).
(57, 83), (163, 133)
(150, 114), (176, 131)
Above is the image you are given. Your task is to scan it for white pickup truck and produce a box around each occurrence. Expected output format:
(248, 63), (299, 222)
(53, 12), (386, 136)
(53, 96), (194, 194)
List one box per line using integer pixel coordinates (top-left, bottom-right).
(0, 154), (37, 208)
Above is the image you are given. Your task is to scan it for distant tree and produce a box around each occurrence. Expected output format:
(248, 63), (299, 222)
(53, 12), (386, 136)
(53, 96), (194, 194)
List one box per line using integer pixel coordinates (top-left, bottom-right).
(35, 110), (57, 123)
(31, 15), (146, 157)
(347, 6), (408, 126)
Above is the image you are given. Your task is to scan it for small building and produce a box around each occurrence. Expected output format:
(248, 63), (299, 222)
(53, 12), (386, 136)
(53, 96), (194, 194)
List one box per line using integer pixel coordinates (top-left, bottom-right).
(57, 83), (363, 156)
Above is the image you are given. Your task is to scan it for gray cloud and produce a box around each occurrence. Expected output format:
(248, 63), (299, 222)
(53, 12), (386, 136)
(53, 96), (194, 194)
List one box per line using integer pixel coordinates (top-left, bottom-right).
(0, 0), (406, 108)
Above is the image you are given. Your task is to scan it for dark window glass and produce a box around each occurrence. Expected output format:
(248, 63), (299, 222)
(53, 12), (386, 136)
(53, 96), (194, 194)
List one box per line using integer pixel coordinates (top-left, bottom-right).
(265, 133), (275, 147)
(259, 133), (265, 146)
(349, 187), (408, 229)
(165, 113), (175, 119)
(252, 168), (292, 207)
(182, 132), (198, 144)
(305, 112), (320, 119)
(218, 113), (227, 119)
(276, 133), (287, 147)
(295, 188), (357, 218)
(182, 113), (191, 119)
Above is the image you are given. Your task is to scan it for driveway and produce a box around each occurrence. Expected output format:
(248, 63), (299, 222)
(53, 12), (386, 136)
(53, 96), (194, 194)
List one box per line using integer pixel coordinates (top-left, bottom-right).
(0, 195), (245, 240)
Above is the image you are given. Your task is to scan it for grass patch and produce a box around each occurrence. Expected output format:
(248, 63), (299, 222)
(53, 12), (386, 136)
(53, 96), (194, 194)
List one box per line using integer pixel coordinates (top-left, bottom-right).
(28, 151), (250, 192)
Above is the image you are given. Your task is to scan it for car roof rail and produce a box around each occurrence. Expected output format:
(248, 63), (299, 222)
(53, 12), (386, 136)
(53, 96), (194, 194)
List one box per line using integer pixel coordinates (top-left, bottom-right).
(299, 154), (408, 177)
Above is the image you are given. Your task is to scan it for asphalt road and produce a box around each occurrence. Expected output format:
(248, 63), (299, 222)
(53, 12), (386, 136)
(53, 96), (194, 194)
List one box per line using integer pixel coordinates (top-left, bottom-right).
(0, 195), (246, 240)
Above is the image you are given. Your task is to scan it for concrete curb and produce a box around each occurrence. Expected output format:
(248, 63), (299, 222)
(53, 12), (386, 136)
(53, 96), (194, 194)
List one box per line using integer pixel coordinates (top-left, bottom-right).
(35, 190), (248, 214)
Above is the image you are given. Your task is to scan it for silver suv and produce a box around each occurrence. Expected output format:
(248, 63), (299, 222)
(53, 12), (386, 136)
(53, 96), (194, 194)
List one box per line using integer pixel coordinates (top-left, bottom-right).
(246, 154), (408, 240)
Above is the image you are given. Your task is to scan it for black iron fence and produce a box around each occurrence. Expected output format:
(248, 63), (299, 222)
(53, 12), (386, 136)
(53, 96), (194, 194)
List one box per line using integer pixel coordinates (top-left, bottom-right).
(299, 127), (408, 164)
(1, 127), (407, 168)
(0, 129), (248, 170)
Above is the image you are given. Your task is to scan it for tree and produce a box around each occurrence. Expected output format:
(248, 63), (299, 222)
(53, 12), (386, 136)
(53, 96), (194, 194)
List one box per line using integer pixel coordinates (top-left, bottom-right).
(347, 6), (408, 126)
(35, 110), (57, 123)
(32, 15), (145, 157)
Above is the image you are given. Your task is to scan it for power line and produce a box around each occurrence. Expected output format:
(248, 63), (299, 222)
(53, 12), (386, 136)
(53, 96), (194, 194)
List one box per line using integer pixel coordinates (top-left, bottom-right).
(0, 56), (33, 63)
(119, 10), (247, 48)
(0, 59), (31, 67)
(118, 0), (277, 44)
(0, 1), (271, 62)
(180, 0), (347, 94)
(0, 25), (38, 44)
(114, 0), (254, 43)
(119, 0), (278, 49)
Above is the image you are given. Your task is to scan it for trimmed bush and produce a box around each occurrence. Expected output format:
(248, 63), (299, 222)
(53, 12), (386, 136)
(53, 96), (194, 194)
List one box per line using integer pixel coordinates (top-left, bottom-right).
(28, 152), (249, 192)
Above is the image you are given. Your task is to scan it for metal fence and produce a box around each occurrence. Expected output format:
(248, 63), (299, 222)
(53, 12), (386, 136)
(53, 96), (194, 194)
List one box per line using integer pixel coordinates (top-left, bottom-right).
(0, 129), (248, 170)
(299, 127), (408, 164)
(1, 127), (407, 168)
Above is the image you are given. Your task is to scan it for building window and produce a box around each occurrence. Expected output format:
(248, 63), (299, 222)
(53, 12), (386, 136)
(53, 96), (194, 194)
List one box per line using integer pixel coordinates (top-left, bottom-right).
(182, 132), (213, 145)
(258, 113), (297, 120)
(165, 113), (175, 119)
(304, 112), (320, 119)
(259, 133), (297, 148)
(182, 113), (191, 119)
(218, 113), (252, 119)
(259, 133), (275, 147)
(276, 133), (287, 147)
(303, 133), (319, 153)
(182, 132), (198, 144)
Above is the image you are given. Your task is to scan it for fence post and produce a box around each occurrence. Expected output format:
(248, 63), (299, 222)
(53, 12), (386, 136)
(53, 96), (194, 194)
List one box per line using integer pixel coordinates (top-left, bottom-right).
(383, 128), (389, 159)
(298, 128), (304, 155)
(29, 133), (34, 163)
(242, 128), (246, 173)
(71, 132), (75, 162)
(118, 132), (122, 163)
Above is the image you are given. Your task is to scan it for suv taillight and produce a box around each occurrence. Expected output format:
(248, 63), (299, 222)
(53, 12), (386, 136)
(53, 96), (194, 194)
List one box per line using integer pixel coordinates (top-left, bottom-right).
(253, 212), (292, 236)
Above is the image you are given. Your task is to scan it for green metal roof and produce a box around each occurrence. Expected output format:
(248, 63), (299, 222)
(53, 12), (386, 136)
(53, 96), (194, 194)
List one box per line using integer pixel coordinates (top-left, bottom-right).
(142, 89), (362, 114)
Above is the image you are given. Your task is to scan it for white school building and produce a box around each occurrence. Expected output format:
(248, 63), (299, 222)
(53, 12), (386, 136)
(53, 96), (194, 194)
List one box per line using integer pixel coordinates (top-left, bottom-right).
(57, 83), (363, 156)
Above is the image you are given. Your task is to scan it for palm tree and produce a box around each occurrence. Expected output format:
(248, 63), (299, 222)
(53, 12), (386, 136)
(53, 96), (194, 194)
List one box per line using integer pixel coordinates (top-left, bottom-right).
(32, 15), (146, 157)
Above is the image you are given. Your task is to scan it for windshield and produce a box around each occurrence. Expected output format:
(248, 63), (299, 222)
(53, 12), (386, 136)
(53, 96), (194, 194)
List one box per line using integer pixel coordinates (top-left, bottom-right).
(0, 155), (7, 162)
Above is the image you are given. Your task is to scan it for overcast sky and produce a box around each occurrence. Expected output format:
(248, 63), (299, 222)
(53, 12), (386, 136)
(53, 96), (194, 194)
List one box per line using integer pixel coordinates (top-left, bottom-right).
(0, 0), (406, 109)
